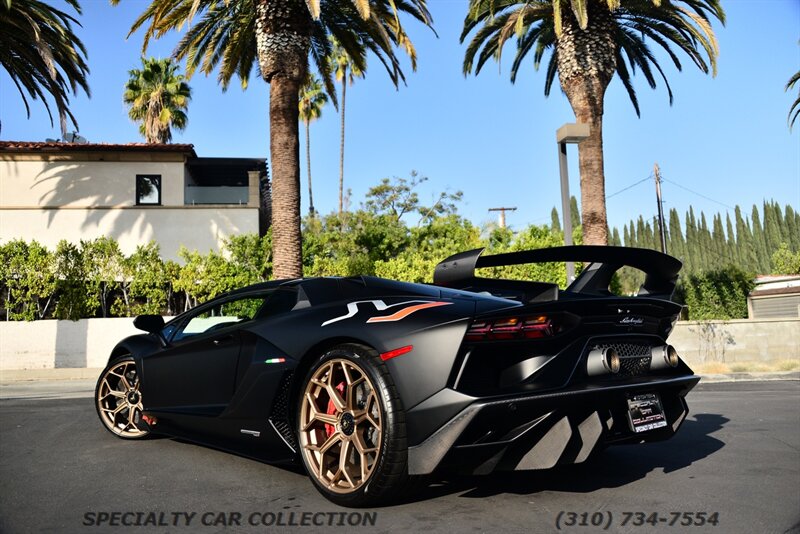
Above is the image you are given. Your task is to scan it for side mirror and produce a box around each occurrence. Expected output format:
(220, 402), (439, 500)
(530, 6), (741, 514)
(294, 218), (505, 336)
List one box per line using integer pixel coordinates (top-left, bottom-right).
(133, 315), (169, 347)
(133, 314), (165, 334)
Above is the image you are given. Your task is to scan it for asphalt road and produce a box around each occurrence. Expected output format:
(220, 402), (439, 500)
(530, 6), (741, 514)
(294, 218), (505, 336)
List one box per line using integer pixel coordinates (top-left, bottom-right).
(0, 381), (798, 534)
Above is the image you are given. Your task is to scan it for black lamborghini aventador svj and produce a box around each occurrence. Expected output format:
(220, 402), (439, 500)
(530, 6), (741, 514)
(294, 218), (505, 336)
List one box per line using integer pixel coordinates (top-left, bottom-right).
(95, 246), (699, 506)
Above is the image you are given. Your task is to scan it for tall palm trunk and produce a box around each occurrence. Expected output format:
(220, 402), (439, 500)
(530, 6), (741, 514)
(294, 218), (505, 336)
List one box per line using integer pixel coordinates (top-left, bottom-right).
(338, 73), (347, 214)
(305, 118), (315, 216)
(255, 0), (310, 278)
(556, 1), (616, 246)
(268, 76), (304, 278)
(146, 90), (169, 143)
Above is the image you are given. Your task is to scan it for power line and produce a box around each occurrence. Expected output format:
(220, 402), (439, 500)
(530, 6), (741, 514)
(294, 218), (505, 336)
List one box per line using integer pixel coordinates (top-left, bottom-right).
(662, 178), (736, 211)
(607, 175), (653, 199)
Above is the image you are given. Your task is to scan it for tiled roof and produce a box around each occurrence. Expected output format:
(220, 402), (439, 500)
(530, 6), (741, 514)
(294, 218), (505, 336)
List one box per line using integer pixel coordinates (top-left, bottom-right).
(0, 141), (196, 156)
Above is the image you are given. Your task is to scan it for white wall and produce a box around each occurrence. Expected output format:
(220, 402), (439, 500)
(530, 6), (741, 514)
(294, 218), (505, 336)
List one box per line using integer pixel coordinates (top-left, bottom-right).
(1, 159), (185, 207)
(670, 318), (800, 363)
(0, 318), (142, 370)
(0, 206), (259, 261)
(1, 318), (797, 371)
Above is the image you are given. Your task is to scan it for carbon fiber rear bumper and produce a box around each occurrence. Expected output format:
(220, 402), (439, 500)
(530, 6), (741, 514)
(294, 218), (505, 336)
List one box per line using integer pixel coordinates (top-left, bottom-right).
(407, 374), (699, 475)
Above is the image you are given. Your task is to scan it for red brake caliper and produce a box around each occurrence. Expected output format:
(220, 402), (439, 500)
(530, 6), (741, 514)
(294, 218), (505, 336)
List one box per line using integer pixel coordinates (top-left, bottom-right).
(324, 382), (346, 437)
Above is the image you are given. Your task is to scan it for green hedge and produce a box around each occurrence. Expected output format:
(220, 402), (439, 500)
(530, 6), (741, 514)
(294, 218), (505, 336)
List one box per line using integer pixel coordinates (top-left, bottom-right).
(675, 266), (755, 320)
(0, 211), (573, 320)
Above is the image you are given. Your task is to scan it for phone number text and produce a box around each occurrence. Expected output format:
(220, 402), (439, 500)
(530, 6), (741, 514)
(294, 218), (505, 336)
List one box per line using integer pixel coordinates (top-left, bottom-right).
(555, 511), (720, 530)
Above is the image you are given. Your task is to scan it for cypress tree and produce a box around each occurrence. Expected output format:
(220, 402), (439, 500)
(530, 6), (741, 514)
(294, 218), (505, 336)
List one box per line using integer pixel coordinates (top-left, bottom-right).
(767, 201), (785, 250)
(773, 201), (788, 245)
(712, 213), (726, 266)
(669, 208), (685, 263)
(785, 205), (799, 250)
(610, 227), (622, 247)
(570, 196), (580, 231)
(734, 206), (748, 248)
(795, 210), (800, 248)
(685, 207), (698, 272)
(699, 212), (712, 270)
(751, 205), (770, 273)
(735, 206), (756, 273)
(613, 202), (796, 274)
(636, 216), (647, 250)
(628, 221), (637, 248)
(550, 207), (562, 234)
(762, 201), (779, 254)
(726, 213), (739, 265)
(645, 219), (656, 250)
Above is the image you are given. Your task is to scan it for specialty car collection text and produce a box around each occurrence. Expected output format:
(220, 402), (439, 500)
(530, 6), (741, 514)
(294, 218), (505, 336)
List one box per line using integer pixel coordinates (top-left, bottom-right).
(82, 511), (378, 528)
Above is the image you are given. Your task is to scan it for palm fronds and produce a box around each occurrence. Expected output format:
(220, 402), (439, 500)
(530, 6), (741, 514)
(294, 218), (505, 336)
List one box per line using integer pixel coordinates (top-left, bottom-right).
(461, 0), (725, 114)
(787, 70), (800, 131)
(0, 0), (90, 135)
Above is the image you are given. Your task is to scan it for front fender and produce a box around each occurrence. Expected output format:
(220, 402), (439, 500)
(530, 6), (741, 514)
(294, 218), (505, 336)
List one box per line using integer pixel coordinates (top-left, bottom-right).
(105, 334), (160, 367)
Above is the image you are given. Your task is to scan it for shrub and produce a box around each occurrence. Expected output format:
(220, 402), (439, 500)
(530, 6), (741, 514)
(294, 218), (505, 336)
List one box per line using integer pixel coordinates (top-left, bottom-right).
(676, 266), (755, 320)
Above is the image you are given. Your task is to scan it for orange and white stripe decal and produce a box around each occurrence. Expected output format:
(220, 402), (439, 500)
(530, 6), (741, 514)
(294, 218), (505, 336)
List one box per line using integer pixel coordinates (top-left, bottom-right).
(366, 301), (452, 323)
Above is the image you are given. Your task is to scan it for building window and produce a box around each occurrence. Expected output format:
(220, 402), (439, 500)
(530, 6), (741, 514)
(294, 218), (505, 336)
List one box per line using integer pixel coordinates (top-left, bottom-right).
(136, 175), (161, 205)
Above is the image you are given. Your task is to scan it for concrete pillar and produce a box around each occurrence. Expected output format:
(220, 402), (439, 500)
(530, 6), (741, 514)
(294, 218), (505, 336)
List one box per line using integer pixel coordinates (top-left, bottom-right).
(247, 170), (260, 207)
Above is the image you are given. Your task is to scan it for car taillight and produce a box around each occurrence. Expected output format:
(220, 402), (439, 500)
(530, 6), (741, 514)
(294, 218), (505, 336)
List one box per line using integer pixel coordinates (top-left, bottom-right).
(465, 315), (554, 341)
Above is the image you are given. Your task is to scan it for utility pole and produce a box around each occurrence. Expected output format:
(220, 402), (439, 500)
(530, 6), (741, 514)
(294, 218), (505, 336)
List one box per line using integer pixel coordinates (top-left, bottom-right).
(654, 163), (667, 254)
(488, 207), (517, 228)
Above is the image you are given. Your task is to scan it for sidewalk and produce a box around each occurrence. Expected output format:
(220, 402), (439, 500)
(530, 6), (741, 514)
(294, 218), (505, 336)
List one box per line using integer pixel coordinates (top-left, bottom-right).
(0, 368), (102, 382)
(0, 369), (101, 400)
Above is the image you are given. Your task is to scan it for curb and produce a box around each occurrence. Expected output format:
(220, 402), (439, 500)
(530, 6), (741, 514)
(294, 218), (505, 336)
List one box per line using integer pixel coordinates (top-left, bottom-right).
(1, 368), (798, 384)
(0, 368), (102, 383)
(698, 371), (800, 383)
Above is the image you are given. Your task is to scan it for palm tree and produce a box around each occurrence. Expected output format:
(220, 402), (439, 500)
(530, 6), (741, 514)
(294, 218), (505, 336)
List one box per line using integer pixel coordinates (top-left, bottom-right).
(330, 36), (365, 215)
(123, 57), (191, 143)
(788, 69), (800, 131)
(298, 74), (328, 216)
(120, 0), (432, 279)
(0, 0), (89, 136)
(462, 0), (724, 245)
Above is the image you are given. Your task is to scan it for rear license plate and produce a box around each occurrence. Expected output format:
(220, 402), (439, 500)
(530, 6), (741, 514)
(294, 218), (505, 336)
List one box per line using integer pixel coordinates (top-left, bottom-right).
(627, 393), (667, 433)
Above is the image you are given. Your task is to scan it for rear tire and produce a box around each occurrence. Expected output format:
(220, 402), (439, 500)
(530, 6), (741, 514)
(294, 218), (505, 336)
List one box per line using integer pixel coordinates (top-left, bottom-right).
(296, 343), (411, 507)
(95, 356), (149, 440)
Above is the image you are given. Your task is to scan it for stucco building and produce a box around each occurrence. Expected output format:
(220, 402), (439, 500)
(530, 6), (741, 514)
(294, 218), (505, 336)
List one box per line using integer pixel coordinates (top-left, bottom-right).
(747, 275), (800, 319)
(0, 141), (267, 261)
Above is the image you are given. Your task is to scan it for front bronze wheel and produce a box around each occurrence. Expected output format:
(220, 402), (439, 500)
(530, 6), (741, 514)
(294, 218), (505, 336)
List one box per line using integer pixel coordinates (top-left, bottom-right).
(95, 357), (149, 440)
(296, 344), (410, 507)
(299, 358), (383, 494)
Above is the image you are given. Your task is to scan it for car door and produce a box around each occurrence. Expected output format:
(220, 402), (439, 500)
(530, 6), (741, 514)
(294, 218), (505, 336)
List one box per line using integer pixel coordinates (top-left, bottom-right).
(141, 294), (269, 416)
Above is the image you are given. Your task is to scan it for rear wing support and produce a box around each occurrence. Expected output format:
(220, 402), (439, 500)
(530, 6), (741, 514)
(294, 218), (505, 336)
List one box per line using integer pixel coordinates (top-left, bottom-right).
(433, 246), (682, 300)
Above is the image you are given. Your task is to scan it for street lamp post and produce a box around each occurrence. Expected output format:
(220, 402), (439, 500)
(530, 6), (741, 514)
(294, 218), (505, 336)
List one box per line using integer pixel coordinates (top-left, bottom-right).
(556, 122), (591, 284)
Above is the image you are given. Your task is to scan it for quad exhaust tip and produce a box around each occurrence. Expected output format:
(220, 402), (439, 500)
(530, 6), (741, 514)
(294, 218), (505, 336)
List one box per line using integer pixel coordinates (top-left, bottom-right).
(650, 345), (680, 370)
(587, 348), (620, 376)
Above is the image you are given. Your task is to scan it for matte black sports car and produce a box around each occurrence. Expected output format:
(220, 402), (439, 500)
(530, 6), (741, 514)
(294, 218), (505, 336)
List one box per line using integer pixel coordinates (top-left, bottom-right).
(95, 246), (698, 507)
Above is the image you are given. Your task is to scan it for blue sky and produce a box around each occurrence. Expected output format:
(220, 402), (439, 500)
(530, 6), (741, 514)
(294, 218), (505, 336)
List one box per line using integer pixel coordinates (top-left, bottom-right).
(1, 0), (798, 234)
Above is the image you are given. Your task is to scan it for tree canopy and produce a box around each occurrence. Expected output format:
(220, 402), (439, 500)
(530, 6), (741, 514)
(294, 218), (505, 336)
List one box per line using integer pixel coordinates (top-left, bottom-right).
(123, 57), (191, 143)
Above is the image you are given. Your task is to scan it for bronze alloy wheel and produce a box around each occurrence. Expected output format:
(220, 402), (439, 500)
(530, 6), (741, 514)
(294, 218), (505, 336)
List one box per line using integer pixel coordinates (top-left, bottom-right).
(96, 358), (148, 439)
(299, 358), (383, 494)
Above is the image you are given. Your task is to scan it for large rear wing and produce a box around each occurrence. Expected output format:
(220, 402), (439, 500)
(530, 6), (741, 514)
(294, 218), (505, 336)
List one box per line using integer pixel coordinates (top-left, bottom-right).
(433, 246), (682, 300)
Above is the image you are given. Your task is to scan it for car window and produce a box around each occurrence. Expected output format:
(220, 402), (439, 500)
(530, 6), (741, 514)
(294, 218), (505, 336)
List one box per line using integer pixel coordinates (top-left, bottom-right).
(172, 296), (268, 342)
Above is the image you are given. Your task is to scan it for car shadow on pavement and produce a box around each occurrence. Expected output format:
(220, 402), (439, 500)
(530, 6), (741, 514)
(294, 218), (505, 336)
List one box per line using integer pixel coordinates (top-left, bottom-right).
(404, 413), (729, 503)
